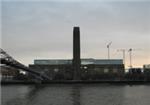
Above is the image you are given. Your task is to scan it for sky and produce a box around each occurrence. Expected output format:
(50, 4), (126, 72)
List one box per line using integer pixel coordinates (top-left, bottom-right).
(1, 0), (150, 68)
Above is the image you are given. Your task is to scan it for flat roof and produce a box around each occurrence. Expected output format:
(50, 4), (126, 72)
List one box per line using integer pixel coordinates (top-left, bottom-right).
(34, 58), (123, 65)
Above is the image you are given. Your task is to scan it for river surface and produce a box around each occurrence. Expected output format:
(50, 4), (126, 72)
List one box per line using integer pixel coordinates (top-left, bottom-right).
(1, 84), (150, 105)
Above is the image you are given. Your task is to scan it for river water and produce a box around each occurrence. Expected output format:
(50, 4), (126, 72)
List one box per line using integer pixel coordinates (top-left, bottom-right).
(1, 84), (150, 105)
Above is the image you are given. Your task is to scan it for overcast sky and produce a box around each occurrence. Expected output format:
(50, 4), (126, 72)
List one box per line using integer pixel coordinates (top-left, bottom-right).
(1, 0), (150, 68)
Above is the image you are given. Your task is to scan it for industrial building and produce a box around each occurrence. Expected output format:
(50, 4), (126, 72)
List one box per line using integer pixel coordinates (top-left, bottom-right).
(29, 27), (124, 80)
(29, 59), (124, 80)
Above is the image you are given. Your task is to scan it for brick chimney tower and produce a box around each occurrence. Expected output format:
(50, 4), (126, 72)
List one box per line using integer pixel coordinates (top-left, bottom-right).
(73, 27), (81, 80)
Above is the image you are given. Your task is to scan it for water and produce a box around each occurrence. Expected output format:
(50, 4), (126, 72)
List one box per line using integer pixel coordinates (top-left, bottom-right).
(1, 84), (150, 105)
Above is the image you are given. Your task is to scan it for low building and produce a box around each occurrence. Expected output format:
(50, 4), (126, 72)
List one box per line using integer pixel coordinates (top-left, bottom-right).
(143, 64), (150, 75)
(126, 68), (144, 80)
(29, 58), (124, 80)
(143, 64), (150, 80)
(144, 64), (150, 68)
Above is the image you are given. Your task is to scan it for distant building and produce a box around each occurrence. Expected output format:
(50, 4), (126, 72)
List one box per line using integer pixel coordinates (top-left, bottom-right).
(29, 59), (124, 80)
(143, 64), (150, 74)
(143, 64), (150, 80)
(129, 68), (142, 74)
(143, 64), (150, 70)
(125, 67), (147, 81)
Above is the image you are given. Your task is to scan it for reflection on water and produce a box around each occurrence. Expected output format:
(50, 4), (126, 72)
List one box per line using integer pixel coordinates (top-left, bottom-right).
(1, 84), (150, 105)
(71, 85), (81, 105)
(81, 84), (124, 105)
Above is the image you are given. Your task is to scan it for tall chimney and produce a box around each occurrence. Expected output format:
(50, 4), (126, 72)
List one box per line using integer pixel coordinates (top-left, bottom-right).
(73, 27), (81, 80)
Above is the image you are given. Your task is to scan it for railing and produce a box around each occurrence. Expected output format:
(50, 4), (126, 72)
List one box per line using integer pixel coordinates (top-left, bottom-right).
(0, 48), (50, 81)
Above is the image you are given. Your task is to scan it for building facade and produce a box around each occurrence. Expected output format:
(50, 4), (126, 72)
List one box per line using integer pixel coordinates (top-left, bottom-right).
(143, 64), (150, 80)
(29, 59), (124, 80)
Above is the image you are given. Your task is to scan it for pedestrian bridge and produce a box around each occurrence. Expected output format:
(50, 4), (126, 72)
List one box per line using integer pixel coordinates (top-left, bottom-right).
(0, 48), (50, 81)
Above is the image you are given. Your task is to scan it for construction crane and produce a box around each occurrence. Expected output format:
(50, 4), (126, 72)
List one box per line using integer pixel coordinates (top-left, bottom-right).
(117, 48), (142, 68)
(128, 48), (142, 68)
(128, 48), (132, 68)
(117, 49), (126, 65)
(107, 42), (112, 60)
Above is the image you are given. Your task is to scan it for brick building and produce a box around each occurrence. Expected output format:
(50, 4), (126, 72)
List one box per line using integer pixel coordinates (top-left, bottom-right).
(29, 58), (124, 80)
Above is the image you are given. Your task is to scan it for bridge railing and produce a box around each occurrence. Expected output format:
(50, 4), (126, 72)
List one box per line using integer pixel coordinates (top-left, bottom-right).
(0, 48), (50, 81)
